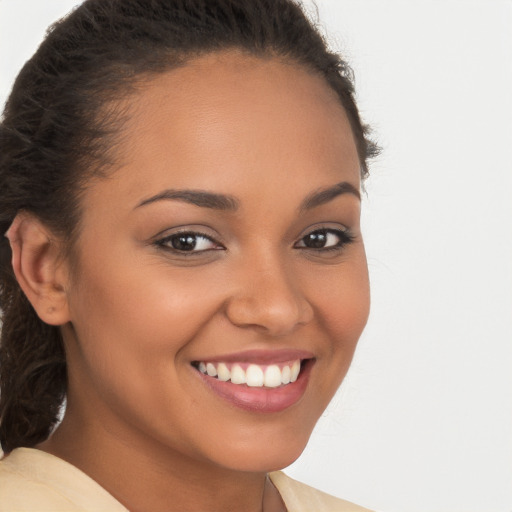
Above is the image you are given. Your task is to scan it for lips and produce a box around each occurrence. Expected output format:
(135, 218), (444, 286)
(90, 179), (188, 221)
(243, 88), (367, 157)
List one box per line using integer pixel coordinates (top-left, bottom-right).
(191, 350), (314, 413)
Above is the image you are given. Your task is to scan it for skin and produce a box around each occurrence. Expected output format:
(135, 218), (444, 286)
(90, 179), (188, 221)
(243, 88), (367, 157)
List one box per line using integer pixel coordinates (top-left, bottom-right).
(29, 52), (370, 511)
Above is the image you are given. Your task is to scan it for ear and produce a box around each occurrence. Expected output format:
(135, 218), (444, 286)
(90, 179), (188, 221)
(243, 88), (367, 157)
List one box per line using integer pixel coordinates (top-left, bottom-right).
(6, 212), (71, 326)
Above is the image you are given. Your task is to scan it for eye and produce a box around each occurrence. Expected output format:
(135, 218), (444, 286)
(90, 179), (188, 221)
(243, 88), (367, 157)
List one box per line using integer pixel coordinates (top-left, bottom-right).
(156, 231), (222, 253)
(294, 228), (354, 251)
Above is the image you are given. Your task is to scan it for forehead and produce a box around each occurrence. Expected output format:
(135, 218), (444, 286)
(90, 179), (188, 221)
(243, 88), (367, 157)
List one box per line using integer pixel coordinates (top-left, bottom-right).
(85, 51), (360, 211)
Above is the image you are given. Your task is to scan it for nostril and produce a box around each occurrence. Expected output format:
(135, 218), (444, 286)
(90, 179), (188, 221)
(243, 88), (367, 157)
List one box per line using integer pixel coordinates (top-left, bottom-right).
(224, 288), (313, 335)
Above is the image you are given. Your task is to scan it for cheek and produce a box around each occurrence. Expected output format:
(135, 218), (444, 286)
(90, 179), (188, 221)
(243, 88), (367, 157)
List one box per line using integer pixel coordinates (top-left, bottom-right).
(63, 255), (231, 444)
(69, 255), (217, 344)
(306, 252), (370, 356)
(300, 253), (369, 410)
(64, 252), (226, 401)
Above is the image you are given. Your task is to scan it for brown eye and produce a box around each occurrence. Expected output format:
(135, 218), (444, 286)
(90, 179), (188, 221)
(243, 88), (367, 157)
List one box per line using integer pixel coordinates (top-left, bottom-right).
(302, 230), (329, 249)
(295, 228), (354, 250)
(158, 232), (220, 252)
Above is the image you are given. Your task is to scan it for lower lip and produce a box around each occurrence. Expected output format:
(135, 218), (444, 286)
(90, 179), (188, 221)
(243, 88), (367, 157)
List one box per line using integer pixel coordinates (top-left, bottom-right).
(194, 360), (314, 413)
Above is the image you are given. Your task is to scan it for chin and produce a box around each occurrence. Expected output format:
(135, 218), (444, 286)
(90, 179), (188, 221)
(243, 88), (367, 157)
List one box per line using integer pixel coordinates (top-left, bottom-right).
(205, 428), (311, 474)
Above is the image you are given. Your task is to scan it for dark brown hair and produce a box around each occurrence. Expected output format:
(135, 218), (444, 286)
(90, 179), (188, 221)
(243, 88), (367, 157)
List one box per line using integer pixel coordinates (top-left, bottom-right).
(0, 0), (378, 454)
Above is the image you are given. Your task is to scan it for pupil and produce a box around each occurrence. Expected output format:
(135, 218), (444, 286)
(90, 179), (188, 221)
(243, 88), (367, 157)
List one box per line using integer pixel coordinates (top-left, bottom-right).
(172, 234), (196, 251)
(305, 231), (326, 248)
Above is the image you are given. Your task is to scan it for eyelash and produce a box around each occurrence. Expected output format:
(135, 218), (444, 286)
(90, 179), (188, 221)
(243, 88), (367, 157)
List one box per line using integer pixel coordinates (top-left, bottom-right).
(154, 227), (355, 255)
(294, 228), (355, 252)
(155, 230), (222, 253)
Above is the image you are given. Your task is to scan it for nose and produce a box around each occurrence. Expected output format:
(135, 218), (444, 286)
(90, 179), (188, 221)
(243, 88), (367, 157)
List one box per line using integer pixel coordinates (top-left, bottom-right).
(224, 255), (314, 336)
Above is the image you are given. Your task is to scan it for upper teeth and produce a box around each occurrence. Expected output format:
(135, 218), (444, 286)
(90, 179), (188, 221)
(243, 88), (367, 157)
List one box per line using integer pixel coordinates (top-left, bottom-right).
(197, 360), (301, 388)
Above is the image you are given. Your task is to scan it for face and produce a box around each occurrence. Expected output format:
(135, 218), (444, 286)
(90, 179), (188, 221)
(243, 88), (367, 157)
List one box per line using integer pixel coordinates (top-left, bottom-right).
(60, 52), (370, 473)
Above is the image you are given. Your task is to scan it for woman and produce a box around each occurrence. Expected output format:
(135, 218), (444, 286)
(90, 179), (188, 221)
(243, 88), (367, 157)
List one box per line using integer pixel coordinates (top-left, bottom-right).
(0, 0), (378, 510)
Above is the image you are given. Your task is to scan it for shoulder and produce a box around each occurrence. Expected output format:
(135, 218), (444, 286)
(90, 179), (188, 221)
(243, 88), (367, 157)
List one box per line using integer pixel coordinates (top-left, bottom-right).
(269, 471), (374, 512)
(0, 448), (127, 512)
(0, 449), (77, 512)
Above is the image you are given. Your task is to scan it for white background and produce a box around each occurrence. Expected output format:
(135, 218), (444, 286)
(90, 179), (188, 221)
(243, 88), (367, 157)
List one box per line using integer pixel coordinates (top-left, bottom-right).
(1, 1), (511, 511)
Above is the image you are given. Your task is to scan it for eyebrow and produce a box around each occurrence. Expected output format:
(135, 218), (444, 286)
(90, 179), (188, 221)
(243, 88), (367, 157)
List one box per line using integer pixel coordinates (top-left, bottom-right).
(299, 181), (361, 212)
(135, 181), (360, 212)
(136, 189), (239, 211)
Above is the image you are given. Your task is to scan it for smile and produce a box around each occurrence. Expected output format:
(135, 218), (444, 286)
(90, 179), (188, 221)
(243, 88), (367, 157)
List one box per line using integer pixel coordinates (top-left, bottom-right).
(195, 360), (302, 388)
(191, 354), (314, 413)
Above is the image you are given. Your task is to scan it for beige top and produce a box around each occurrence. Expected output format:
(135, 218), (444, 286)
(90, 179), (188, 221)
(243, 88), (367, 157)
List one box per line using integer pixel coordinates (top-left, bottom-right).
(0, 448), (372, 511)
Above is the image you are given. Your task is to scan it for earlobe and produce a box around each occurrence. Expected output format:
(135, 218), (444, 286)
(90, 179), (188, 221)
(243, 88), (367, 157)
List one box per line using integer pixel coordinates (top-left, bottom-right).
(6, 212), (71, 326)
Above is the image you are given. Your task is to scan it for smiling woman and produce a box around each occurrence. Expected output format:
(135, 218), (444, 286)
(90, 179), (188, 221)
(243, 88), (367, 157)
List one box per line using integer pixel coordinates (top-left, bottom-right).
(0, 1), (378, 511)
